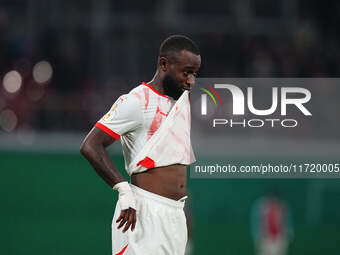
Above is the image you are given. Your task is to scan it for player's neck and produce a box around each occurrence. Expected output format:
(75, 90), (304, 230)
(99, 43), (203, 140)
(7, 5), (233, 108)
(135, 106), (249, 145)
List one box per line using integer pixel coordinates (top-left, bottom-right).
(148, 71), (165, 95)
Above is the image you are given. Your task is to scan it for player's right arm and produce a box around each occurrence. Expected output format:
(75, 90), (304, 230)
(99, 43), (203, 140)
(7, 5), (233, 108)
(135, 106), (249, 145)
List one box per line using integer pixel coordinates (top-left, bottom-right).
(80, 94), (142, 232)
(80, 126), (124, 188)
(80, 127), (136, 232)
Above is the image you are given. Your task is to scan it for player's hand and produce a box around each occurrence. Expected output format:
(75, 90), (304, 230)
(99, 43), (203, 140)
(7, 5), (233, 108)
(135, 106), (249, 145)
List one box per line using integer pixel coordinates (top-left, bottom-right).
(116, 207), (137, 233)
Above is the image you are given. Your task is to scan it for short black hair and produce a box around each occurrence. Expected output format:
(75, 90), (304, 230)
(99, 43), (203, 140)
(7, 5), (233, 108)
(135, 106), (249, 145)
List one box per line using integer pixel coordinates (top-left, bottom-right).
(159, 35), (200, 58)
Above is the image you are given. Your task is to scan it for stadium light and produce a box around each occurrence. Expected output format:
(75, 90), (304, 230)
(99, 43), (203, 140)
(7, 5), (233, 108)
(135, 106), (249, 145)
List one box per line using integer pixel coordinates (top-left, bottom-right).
(0, 109), (18, 132)
(2, 70), (22, 93)
(33, 61), (53, 84)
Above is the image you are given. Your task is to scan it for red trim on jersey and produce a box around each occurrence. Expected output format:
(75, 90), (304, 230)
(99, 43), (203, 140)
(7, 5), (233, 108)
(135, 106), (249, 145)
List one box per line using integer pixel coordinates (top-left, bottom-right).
(115, 244), (128, 255)
(95, 122), (120, 140)
(142, 82), (169, 99)
(137, 157), (155, 169)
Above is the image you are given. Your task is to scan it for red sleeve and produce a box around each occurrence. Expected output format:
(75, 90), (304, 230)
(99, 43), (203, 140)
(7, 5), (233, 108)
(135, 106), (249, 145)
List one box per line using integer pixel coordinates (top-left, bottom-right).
(95, 122), (121, 140)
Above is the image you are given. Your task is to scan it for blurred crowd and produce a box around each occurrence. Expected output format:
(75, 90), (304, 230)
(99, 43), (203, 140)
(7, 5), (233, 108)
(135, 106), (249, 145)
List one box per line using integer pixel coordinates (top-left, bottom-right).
(0, 0), (339, 138)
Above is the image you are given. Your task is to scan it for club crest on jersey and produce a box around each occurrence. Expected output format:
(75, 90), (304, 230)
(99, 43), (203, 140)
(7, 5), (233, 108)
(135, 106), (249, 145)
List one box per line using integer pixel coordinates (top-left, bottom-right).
(104, 103), (118, 120)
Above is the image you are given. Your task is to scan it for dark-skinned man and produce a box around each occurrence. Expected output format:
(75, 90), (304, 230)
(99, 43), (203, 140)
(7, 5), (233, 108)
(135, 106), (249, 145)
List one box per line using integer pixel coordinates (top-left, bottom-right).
(80, 35), (201, 255)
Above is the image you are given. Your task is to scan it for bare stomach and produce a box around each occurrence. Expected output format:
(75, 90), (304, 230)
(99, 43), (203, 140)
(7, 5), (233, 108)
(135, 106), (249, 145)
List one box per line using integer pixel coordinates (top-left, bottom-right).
(131, 164), (187, 200)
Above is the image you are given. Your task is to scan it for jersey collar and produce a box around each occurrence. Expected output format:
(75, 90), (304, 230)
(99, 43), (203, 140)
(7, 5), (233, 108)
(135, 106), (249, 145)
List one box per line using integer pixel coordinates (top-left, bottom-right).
(142, 82), (170, 99)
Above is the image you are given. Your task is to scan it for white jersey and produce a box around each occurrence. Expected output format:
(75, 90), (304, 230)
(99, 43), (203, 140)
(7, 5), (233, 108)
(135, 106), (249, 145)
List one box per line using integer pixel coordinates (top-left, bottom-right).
(96, 82), (193, 175)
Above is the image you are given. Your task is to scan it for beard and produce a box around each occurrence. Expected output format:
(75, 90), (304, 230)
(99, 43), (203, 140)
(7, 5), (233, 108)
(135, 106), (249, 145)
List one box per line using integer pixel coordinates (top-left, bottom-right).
(163, 74), (183, 100)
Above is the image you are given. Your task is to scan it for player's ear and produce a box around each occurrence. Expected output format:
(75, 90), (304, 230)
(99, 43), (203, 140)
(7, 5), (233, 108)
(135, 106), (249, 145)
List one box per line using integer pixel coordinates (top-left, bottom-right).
(159, 56), (169, 72)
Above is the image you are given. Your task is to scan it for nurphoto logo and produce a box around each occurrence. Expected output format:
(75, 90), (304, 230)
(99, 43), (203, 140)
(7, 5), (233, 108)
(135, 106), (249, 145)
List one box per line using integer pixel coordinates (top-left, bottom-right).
(200, 84), (312, 128)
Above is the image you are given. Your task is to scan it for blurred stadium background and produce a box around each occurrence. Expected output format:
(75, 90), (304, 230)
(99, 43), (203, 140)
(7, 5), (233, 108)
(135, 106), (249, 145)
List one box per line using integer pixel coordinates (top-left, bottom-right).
(1, 0), (340, 254)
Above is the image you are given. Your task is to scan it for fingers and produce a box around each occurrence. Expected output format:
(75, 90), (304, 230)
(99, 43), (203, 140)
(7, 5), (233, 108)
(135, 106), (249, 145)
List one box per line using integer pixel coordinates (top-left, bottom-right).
(131, 211), (136, 232)
(116, 211), (125, 223)
(117, 210), (129, 229)
(122, 210), (134, 233)
(116, 208), (137, 233)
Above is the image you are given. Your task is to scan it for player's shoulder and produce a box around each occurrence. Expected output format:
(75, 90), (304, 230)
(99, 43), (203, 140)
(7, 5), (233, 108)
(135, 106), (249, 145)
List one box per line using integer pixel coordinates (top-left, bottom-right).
(122, 82), (168, 106)
(107, 92), (142, 122)
(129, 83), (145, 93)
(128, 83), (146, 96)
(107, 83), (146, 112)
(127, 83), (150, 104)
(116, 92), (140, 109)
(129, 82), (170, 101)
(115, 83), (143, 101)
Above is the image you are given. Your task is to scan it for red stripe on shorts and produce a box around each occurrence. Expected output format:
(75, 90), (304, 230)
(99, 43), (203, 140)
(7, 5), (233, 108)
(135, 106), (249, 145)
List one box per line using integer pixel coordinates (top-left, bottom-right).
(115, 244), (128, 255)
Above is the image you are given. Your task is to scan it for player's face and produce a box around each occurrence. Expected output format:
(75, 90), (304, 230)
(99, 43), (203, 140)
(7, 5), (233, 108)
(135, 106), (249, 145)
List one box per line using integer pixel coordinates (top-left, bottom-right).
(163, 50), (201, 100)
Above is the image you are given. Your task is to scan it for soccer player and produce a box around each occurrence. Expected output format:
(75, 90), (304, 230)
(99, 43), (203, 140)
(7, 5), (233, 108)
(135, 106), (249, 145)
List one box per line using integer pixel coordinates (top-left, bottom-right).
(80, 35), (201, 255)
(250, 192), (294, 255)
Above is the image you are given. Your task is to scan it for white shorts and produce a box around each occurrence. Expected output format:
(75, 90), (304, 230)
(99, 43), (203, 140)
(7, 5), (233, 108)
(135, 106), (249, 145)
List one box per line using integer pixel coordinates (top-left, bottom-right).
(112, 184), (188, 255)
